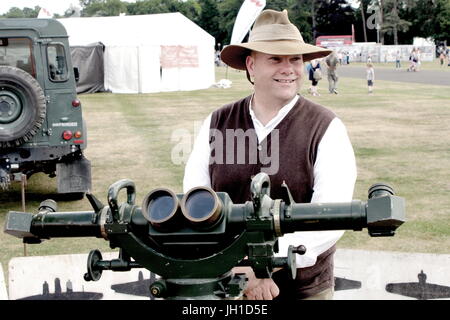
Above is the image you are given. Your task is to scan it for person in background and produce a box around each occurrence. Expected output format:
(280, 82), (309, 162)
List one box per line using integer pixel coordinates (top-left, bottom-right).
(308, 58), (322, 96)
(439, 51), (446, 67)
(447, 47), (450, 66)
(395, 51), (401, 69)
(325, 51), (339, 94)
(366, 62), (375, 94)
(183, 9), (356, 300)
(408, 48), (418, 72)
(416, 48), (421, 71)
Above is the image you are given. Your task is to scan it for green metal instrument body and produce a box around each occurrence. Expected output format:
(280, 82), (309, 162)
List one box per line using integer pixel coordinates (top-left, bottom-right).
(4, 173), (406, 299)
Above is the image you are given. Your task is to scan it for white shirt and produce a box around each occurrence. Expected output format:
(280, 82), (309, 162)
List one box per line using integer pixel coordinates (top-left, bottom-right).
(183, 94), (357, 268)
(367, 68), (375, 81)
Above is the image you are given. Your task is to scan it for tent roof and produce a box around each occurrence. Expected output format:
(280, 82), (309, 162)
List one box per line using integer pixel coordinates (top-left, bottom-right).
(58, 13), (214, 46)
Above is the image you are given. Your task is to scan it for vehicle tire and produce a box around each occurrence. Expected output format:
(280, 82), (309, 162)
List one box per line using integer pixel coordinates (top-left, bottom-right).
(0, 66), (46, 148)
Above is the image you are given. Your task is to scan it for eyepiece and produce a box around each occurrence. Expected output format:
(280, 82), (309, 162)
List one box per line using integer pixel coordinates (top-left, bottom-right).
(142, 188), (180, 230)
(368, 183), (394, 199)
(38, 199), (58, 213)
(181, 187), (222, 228)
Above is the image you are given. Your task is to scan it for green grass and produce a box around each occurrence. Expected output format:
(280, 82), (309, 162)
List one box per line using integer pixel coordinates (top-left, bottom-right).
(1, 66), (449, 283)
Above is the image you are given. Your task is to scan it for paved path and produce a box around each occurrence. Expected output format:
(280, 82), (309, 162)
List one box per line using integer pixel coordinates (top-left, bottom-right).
(337, 65), (450, 86)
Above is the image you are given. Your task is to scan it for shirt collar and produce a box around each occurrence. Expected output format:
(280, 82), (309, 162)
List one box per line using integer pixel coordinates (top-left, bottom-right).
(248, 94), (300, 129)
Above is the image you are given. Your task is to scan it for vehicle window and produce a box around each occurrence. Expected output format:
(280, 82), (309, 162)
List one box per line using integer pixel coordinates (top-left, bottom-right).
(0, 37), (35, 77)
(47, 43), (68, 82)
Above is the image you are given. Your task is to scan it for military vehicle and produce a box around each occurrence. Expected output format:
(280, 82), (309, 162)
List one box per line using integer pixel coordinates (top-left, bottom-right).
(0, 18), (91, 198)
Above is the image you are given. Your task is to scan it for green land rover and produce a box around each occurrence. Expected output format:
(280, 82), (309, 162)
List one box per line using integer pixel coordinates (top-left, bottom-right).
(0, 18), (91, 198)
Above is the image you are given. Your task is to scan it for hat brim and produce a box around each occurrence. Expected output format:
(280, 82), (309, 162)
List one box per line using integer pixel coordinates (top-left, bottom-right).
(221, 40), (332, 70)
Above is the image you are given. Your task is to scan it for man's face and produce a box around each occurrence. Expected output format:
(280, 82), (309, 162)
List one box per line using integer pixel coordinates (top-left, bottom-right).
(246, 52), (304, 106)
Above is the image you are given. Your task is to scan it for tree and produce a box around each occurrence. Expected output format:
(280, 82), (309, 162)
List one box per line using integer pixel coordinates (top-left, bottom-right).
(398, 0), (449, 44)
(1, 6), (40, 18)
(288, 0), (315, 44)
(352, 0), (379, 42)
(80, 0), (126, 17)
(359, 0), (369, 42)
(310, 0), (318, 41)
(64, 4), (82, 17)
(174, 0), (201, 23)
(197, 0), (224, 50)
(380, 0), (412, 45)
(315, 0), (356, 38)
(124, 0), (200, 21)
(217, 0), (243, 45)
(435, 0), (450, 43)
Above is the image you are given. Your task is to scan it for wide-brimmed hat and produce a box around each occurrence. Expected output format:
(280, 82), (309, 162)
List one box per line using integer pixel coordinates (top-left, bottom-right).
(221, 9), (332, 70)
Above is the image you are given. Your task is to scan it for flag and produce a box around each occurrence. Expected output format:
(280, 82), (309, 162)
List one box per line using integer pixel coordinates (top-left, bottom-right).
(37, 7), (53, 19)
(230, 0), (266, 45)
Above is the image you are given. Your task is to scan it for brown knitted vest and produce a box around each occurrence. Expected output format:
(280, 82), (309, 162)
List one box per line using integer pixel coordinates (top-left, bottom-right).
(209, 95), (337, 299)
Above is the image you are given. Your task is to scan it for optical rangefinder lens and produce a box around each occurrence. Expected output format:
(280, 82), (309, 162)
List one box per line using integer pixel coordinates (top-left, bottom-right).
(184, 190), (215, 220)
(142, 188), (179, 229)
(181, 187), (222, 228)
(148, 195), (175, 221)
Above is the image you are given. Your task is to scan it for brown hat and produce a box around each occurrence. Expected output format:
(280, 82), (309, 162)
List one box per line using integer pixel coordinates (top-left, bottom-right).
(221, 9), (332, 70)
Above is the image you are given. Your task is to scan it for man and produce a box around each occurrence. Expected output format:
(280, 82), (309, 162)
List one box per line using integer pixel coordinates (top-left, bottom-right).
(395, 50), (401, 69)
(183, 9), (356, 300)
(325, 51), (339, 94)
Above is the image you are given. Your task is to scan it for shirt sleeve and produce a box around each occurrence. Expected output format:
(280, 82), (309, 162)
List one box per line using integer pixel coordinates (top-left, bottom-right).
(183, 114), (212, 193)
(275, 117), (357, 268)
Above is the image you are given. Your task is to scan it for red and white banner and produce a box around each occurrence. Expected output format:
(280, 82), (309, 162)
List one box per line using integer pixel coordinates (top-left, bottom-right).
(37, 7), (53, 18)
(160, 45), (199, 69)
(230, 0), (266, 45)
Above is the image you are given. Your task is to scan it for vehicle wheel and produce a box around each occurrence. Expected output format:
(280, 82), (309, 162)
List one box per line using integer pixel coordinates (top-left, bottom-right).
(0, 66), (46, 148)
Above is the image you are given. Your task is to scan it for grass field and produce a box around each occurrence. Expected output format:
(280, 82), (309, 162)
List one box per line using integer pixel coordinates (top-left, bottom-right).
(1, 64), (449, 281)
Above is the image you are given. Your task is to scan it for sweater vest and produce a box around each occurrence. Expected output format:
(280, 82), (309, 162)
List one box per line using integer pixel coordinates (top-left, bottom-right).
(208, 95), (337, 298)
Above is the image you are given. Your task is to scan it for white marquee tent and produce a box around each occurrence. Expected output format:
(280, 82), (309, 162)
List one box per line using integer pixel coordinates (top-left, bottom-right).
(58, 13), (215, 94)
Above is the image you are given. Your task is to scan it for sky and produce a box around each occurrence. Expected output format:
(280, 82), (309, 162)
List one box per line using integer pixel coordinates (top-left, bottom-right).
(0, 0), (137, 15)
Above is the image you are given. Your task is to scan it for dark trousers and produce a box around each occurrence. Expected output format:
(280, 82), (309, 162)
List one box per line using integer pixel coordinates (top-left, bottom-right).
(272, 245), (336, 301)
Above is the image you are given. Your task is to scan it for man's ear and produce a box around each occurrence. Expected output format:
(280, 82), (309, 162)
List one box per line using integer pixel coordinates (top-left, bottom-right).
(245, 54), (255, 77)
(245, 54), (255, 85)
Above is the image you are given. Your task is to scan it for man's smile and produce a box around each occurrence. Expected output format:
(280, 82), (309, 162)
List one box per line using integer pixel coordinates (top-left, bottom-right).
(274, 78), (296, 83)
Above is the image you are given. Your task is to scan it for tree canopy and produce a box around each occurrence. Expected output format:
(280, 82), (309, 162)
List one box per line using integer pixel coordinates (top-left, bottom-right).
(1, 0), (448, 45)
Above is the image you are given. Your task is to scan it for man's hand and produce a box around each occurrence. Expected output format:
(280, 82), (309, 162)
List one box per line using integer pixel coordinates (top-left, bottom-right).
(233, 266), (280, 300)
(244, 277), (280, 300)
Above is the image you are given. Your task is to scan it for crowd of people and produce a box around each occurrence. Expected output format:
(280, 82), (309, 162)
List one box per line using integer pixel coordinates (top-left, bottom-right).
(305, 49), (373, 96)
(302, 45), (448, 97)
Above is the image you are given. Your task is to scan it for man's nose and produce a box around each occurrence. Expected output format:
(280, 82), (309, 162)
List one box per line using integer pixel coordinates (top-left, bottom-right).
(279, 59), (295, 74)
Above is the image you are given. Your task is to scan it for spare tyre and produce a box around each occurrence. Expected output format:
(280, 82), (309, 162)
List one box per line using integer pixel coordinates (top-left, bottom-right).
(0, 66), (46, 148)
